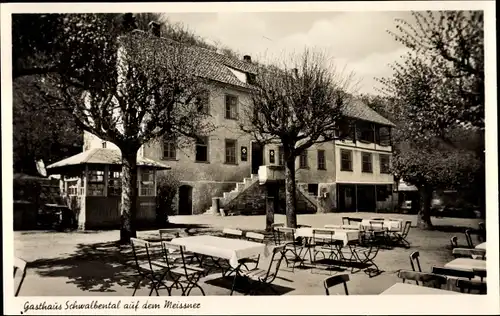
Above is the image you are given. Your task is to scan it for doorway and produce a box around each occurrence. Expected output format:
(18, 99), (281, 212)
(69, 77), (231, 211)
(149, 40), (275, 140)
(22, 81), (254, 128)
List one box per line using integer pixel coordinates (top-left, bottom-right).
(357, 185), (376, 212)
(251, 142), (264, 174)
(337, 184), (357, 212)
(178, 185), (193, 215)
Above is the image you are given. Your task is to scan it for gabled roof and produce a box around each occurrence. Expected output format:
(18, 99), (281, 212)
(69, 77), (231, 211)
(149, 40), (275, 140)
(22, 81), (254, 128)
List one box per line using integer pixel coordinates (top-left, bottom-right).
(343, 99), (395, 127)
(129, 31), (394, 126)
(130, 30), (256, 89)
(46, 148), (170, 173)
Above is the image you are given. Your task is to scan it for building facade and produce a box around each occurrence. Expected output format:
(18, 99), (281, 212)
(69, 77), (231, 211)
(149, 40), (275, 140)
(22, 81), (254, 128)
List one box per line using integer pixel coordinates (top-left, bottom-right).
(82, 30), (396, 216)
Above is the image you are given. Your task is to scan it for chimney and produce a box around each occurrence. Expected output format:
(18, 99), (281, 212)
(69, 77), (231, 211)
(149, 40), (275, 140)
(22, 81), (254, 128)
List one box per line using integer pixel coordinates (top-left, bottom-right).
(148, 21), (161, 37)
(243, 55), (252, 63)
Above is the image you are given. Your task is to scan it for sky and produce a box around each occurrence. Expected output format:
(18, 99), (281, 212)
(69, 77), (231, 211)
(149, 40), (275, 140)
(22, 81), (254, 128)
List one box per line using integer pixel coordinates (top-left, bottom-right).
(162, 11), (416, 95)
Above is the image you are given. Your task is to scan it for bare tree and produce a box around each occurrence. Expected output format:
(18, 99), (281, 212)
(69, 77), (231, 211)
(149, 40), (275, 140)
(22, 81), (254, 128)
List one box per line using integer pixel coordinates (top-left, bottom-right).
(240, 50), (356, 228)
(37, 14), (213, 242)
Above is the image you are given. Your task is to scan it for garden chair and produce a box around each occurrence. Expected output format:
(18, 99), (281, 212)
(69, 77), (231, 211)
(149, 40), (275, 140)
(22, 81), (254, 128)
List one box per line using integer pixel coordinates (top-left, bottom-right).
(391, 220), (412, 248)
(271, 223), (285, 245)
(222, 228), (244, 239)
(351, 234), (382, 277)
(239, 232), (265, 270)
(130, 238), (171, 296)
(159, 228), (181, 241)
(341, 216), (350, 225)
(450, 236), (458, 249)
(234, 245), (286, 295)
(323, 274), (350, 295)
(274, 227), (305, 271)
(14, 257), (27, 297)
(452, 248), (486, 260)
(349, 217), (363, 224)
(465, 229), (474, 248)
(311, 229), (343, 273)
(161, 241), (206, 296)
(409, 251), (422, 272)
(431, 266), (475, 280)
(397, 270), (447, 288)
(456, 278), (487, 294)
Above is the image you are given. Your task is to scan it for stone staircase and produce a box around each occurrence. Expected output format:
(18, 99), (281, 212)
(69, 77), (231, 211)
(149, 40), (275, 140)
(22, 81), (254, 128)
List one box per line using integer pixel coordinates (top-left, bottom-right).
(296, 185), (327, 213)
(203, 174), (260, 215)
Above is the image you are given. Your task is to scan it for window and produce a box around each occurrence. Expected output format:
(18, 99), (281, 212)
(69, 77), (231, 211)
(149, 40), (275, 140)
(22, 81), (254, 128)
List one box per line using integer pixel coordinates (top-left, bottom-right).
(139, 169), (155, 196)
(195, 136), (209, 162)
(108, 171), (122, 196)
(196, 89), (210, 114)
(362, 152), (373, 173)
(377, 126), (391, 146)
(299, 151), (308, 169)
(225, 94), (238, 119)
(162, 139), (176, 160)
(307, 183), (319, 196)
(340, 150), (352, 171)
(357, 122), (375, 143)
(278, 146), (284, 166)
(225, 139), (237, 164)
(317, 150), (326, 170)
(87, 169), (105, 196)
(380, 154), (391, 174)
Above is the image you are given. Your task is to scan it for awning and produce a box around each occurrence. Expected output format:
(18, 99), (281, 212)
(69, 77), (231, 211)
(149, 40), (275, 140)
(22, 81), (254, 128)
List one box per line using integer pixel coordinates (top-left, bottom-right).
(47, 148), (171, 174)
(398, 180), (418, 191)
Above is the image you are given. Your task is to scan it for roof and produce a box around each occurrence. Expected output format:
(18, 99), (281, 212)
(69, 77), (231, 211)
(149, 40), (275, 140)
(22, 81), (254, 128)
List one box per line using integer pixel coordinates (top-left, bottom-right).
(130, 30), (257, 90)
(46, 148), (170, 173)
(128, 31), (394, 125)
(343, 99), (395, 127)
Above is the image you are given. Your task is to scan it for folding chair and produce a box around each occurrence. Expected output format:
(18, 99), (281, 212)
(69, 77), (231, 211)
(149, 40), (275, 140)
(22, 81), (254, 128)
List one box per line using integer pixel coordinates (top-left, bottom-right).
(409, 251), (422, 272)
(456, 278), (487, 294)
(275, 227), (305, 271)
(159, 228), (181, 241)
(391, 220), (411, 248)
(351, 234), (382, 277)
(368, 220), (389, 246)
(240, 232), (265, 270)
(341, 217), (350, 225)
(236, 245), (286, 295)
(452, 248), (486, 260)
(271, 223), (285, 245)
(464, 229), (474, 248)
(222, 228), (244, 239)
(323, 274), (350, 295)
(450, 236), (458, 249)
(130, 238), (171, 296)
(397, 270), (447, 288)
(161, 241), (206, 296)
(14, 257), (27, 297)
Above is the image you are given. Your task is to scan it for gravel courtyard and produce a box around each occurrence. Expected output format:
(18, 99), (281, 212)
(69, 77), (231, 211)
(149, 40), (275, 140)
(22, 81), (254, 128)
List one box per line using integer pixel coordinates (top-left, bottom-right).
(13, 213), (482, 296)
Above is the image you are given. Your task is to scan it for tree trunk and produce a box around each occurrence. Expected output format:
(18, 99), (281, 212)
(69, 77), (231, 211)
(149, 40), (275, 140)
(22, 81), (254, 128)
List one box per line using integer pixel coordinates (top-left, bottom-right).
(265, 183), (279, 231)
(417, 185), (433, 230)
(285, 158), (297, 228)
(120, 148), (138, 243)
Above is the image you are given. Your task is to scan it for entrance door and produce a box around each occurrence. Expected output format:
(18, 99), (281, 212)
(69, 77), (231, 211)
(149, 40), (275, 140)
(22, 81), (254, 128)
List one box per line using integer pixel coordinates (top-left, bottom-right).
(178, 185), (193, 215)
(357, 185), (376, 212)
(251, 142), (263, 174)
(338, 184), (356, 212)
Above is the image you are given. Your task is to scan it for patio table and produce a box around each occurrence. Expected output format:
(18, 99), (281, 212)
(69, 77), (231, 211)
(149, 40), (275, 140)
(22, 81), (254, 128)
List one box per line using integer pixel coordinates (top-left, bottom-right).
(380, 283), (461, 295)
(360, 218), (403, 232)
(444, 258), (486, 272)
(170, 235), (269, 268)
(324, 224), (361, 230)
(475, 242), (486, 250)
(295, 227), (359, 247)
